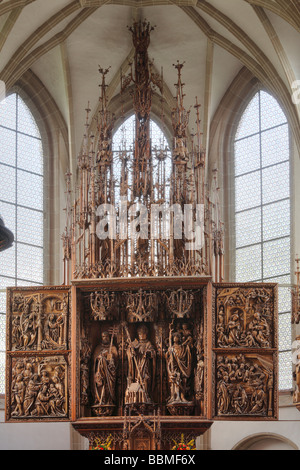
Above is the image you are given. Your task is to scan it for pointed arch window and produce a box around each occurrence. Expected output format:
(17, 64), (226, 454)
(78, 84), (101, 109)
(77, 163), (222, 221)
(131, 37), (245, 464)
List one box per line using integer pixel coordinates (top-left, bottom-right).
(234, 90), (292, 390)
(0, 93), (44, 394)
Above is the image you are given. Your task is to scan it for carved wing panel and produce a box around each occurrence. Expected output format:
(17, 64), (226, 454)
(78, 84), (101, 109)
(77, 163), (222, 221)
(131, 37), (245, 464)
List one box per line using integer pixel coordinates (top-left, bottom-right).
(6, 287), (71, 422)
(212, 283), (278, 420)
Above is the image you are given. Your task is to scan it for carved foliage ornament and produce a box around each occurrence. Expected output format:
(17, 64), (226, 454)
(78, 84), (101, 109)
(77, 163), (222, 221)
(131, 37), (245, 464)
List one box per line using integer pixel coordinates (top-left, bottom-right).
(90, 290), (116, 321)
(164, 288), (195, 319)
(125, 289), (158, 323)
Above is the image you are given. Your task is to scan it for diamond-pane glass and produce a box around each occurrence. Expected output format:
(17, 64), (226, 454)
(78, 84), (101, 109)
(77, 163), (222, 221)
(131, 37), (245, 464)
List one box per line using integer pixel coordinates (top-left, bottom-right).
(236, 207), (261, 248)
(17, 207), (43, 247)
(17, 170), (43, 210)
(236, 93), (260, 140)
(261, 124), (289, 168)
(235, 134), (260, 177)
(279, 313), (292, 352)
(17, 133), (43, 174)
(260, 91), (287, 131)
(263, 200), (290, 241)
(0, 292), (6, 313)
(0, 93), (44, 396)
(0, 201), (16, 235)
(279, 351), (293, 390)
(17, 243), (43, 283)
(0, 314), (5, 351)
(236, 244), (262, 282)
(17, 95), (41, 138)
(0, 94), (17, 130)
(0, 127), (16, 166)
(235, 90), (291, 390)
(263, 238), (290, 279)
(264, 275), (292, 313)
(0, 164), (16, 203)
(0, 351), (5, 394)
(235, 171), (261, 212)
(0, 246), (16, 278)
(262, 162), (290, 205)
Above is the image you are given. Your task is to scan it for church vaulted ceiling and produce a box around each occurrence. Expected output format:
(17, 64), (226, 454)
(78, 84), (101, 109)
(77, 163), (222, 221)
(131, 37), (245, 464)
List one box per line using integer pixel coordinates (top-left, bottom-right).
(0, 0), (299, 160)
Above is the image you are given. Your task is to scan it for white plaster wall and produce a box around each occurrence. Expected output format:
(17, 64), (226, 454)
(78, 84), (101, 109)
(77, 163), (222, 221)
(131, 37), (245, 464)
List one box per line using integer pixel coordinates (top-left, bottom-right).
(210, 400), (300, 450)
(0, 399), (71, 451)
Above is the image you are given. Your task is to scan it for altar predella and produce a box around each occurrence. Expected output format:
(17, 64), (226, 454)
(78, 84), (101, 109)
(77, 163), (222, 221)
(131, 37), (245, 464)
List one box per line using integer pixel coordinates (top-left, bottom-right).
(5, 20), (279, 451)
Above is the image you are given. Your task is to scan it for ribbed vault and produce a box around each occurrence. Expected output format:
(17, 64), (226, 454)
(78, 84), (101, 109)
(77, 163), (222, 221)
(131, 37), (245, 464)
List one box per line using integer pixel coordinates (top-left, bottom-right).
(0, 0), (299, 163)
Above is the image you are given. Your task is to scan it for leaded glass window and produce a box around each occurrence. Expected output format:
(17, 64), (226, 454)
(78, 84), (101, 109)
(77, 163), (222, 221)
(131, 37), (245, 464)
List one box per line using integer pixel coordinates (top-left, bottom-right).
(0, 93), (44, 395)
(234, 90), (292, 390)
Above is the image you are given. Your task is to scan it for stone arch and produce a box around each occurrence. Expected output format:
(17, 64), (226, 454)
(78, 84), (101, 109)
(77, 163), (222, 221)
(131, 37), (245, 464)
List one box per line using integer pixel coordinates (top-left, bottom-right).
(232, 433), (298, 450)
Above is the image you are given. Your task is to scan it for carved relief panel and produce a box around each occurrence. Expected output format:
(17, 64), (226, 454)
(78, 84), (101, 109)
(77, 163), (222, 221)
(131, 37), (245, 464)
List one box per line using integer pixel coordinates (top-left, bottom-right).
(214, 285), (276, 349)
(213, 284), (278, 420)
(6, 287), (71, 422)
(6, 355), (69, 421)
(7, 288), (70, 352)
(78, 284), (206, 420)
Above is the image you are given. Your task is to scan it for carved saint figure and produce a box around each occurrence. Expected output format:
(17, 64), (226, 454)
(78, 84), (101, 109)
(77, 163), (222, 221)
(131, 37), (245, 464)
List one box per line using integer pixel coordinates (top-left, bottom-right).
(10, 359), (67, 419)
(166, 332), (193, 404)
(23, 374), (40, 416)
(247, 311), (270, 347)
(92, 331), (118, 406)
(226, 311), (241, 346)
(12, 374), (26, 417)
(126, 325), (156, 403)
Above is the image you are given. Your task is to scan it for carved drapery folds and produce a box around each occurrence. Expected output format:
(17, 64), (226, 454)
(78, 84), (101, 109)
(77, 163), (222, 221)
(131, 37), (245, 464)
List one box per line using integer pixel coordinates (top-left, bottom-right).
(8, 355), (68, 420)
(6, 288), (70, 422)
(213, 284), (278, 420)
(216, 353), (274, 417)
(5, 281), (278, 437)
(79, 286), (205, 418)
(215, 286), (275, 349)
(9, 291), (69, 352)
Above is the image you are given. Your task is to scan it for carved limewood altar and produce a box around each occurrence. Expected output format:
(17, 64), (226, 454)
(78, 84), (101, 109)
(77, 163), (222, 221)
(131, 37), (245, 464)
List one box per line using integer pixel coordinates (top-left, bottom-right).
(5, 20), (279, 450)
(5, 280), (278, 448)
(5, 287), (70, 422)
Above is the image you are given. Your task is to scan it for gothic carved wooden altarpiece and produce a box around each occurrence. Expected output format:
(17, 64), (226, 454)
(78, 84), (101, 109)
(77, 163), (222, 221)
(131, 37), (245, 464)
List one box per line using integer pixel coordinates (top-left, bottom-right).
(5, 20), (279, 450)
(5, 280), (278, 449)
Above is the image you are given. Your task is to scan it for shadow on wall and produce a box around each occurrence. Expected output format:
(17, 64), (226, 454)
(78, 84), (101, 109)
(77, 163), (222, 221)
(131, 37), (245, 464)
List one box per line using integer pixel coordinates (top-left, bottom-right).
(233, 433), (298, 451)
